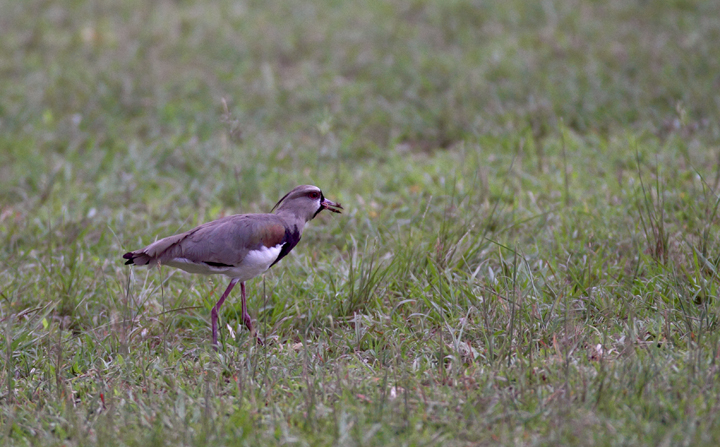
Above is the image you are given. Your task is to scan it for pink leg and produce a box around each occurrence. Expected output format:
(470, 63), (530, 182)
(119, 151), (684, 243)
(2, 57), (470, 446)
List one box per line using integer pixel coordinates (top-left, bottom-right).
(211, 278), (239, 349)
(241, 282), (264, 346)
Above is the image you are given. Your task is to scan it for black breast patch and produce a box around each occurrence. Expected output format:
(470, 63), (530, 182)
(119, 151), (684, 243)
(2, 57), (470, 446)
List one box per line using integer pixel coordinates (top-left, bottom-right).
(269, 225), (301, 268)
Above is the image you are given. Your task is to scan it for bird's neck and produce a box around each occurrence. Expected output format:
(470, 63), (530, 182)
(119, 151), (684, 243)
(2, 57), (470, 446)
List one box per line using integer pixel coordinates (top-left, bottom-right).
(274, 211), (308, 233)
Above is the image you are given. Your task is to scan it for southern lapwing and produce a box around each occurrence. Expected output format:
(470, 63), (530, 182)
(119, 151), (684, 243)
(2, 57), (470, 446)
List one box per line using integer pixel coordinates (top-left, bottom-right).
(122, 185), (343, 348)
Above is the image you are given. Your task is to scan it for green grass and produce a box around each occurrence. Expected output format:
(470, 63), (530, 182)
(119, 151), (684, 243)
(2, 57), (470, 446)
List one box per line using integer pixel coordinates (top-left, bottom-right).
(2, 0), (720, 445)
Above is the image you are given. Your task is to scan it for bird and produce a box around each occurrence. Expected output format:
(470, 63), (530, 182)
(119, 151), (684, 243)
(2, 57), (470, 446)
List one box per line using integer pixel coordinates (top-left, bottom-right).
(122, 185), (343, 348)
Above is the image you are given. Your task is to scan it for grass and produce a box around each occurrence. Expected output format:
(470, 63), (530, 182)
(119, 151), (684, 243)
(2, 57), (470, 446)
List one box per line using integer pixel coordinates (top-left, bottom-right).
(2, 0), (720, 445)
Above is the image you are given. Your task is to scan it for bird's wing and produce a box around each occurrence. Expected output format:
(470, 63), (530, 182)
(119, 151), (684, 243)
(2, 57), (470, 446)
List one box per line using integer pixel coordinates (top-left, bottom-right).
(124, 214), (291, 267)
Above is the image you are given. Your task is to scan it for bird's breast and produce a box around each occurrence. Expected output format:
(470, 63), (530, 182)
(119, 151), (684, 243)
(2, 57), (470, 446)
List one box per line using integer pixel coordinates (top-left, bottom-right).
(226, 243), (285, 281)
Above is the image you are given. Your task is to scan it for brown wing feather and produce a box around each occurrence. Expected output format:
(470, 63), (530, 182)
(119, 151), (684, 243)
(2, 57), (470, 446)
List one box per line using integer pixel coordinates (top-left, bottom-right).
(124, 214), (289, 267)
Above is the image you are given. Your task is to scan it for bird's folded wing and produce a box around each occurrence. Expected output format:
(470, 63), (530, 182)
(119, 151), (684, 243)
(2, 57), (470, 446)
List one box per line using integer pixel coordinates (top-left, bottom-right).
(128, 214), (289, 267)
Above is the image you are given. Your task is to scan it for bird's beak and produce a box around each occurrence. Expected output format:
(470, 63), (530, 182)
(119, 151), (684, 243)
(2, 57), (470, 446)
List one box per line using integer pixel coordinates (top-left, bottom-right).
(321, 198), (343, 214)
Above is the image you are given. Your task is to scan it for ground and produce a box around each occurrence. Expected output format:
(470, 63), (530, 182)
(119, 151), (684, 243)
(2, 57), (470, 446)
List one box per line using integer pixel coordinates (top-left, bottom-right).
(1, 0), (720, 445)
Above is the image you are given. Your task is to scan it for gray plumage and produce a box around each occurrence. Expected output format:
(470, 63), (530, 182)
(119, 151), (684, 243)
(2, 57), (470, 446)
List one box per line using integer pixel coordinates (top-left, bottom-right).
(126, 215), (292, 279)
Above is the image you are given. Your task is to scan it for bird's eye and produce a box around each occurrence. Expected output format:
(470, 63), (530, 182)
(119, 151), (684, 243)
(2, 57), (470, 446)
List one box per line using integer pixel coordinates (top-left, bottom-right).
(309, 192), (320, 199)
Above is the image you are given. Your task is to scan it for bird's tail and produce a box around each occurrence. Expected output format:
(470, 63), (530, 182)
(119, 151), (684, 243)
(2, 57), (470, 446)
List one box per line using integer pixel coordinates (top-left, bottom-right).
(123, 251), (152, 266)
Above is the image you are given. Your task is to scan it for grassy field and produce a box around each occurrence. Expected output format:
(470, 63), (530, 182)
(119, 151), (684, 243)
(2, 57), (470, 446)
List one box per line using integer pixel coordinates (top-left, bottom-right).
(2, 0), (720, 445)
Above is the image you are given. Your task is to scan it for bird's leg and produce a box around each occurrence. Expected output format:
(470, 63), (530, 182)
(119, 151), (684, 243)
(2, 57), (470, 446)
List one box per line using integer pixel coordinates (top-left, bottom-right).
(212, 278), (239, 350)
(240, 282), (264, 346)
